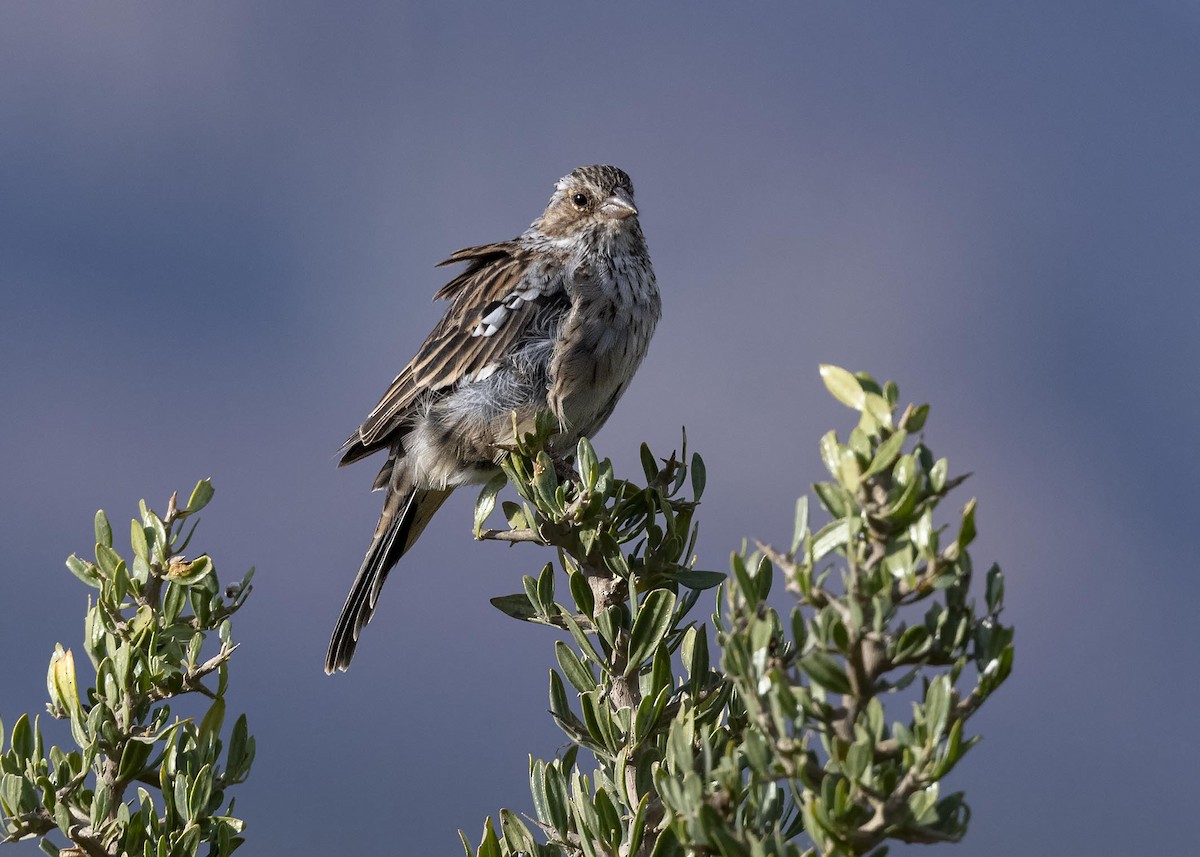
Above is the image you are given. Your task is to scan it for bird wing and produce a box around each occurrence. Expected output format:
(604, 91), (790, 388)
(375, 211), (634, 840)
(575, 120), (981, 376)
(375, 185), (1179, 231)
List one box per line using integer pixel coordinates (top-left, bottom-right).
(339, 241), (563, 464)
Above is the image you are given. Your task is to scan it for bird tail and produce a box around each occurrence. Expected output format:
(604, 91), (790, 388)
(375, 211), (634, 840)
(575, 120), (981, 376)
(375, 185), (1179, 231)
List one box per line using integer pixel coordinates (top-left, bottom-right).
(325, 486), (452, 673)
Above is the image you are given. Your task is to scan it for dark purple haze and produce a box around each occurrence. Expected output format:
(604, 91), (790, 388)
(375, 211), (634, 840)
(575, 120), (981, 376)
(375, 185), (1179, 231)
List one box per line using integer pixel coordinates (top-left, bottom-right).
(2, 4), (1197, 854)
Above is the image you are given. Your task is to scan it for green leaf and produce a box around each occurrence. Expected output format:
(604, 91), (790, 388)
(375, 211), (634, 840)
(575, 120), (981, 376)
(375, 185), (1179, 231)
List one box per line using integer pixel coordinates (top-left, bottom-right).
(163, 581), (186, 625)
(931, 717), (968, 779)
(901, 402), (929, 432)
(863, 391), (893, 428)
(742, 728), (771, 776)
(893, 453), (916, 486)
(848, 425), (871, 457)
(666, 712), (695, 775)
(985, 564), (1005, 613)
(147, 511), (168, 561)
(669, 569), (725, 591)
(812, 481), (851, 519)
(633, 685), (669, 746)
(819, 431), (841, 478)
(532, 452), (562, 515)
(925, 675), (951, 741)
(477, 817), (500, 857)
(95, 542), (123, 580)
(908, 784), (939, 824)
(556, 641), (597, 693)
(186, 763), (214, 825)
(684, 625), (709, 684)
(837, 446), (863, 488)
(94, 509), (113, 549)
(199, 698), (225, 748)
(625, 590), (677, 676)
(596, 605), (621, 650)
(473, 472), (507, 537)
(599, 532), (631, 577)
(594, 787), (622, 846)
(865, 429), (908, 478)
(790, 606), (808, 653)
(529, 758), (550, 825)
(580, 691), (616, 751)
(910, 509), (934, 552)
(549, 670), (573, 723)
(811, 519), (851, 562)
(65, 554), (103, 589)
(648, 828), (683, 857)
(894, 625), (931, 663)
(844, 739), (871, 783)
(545, 762), (570, 833)
(577, 436), (599, 488)
(690, 452), (706, 501)
(640, 443), (658, 482)
(501, 500), (527, 530)
(884, 470), (922, 522)
(820, 364), (865, 410)
(227, 714), (254, 782)
(186, 478), (215, 514)
(731, 552), (757, 606)
(11, 714), (33, 762)
(957, 498), (977, 551)
(791, 495), (809, 553)
(799, 652), (851, 695)
(930, 457), (948, 492)
(489, 593), (541, 623)
(130, 518), (150, 564)
(628, 794), (650, 856)
(568, 570), (595, 616)
(649, 643), (672, 698)
(752, 554), (773, 600)
(48, 647), (82, 721)
(578, 523), (600, 558)
(536, 562), (555, 612)
(2, 772), (37, 818)
(522, 573), (542, 614)
(499, 809), (536, 853)
(560, 610), (602, 664)
(118, 737), (154, 784)
(52, 799), (72, 838)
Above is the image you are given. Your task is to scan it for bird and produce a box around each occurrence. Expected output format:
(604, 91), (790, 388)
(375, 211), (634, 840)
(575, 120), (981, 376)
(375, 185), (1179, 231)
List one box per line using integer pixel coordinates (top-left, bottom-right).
(326, 165), (660, 673)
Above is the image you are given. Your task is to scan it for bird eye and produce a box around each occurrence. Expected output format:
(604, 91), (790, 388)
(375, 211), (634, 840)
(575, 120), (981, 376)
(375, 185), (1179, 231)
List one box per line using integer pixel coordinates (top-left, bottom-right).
(571, 192), (590, 209)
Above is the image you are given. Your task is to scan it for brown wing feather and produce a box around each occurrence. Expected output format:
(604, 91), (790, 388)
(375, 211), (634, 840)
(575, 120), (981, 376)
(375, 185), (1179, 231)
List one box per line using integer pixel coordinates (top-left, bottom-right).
(339, 241), (557, 464)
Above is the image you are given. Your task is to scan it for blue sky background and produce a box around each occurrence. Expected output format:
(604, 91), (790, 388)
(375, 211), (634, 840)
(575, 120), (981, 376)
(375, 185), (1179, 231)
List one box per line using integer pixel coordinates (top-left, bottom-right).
(2, 3), (1197, 854)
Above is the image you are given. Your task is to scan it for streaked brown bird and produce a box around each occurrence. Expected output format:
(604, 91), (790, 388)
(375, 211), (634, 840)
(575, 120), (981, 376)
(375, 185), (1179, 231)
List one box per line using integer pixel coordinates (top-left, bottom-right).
(326, 165), (660, 673)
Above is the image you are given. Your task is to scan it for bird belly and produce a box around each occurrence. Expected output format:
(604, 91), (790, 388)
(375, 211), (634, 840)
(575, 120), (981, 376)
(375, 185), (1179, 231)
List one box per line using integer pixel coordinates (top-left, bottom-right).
(550, 296), (657, 440)
(405, 338), (554, 488)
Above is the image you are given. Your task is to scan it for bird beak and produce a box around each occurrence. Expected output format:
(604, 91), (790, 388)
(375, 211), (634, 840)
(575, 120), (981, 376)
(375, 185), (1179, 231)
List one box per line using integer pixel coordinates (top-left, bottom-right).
(599, 187), (638, 220)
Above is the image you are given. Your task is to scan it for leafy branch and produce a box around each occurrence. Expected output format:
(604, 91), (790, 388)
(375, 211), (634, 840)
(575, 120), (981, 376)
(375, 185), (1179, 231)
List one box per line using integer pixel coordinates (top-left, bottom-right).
(0, 481), (256, 857)
(461, 366), (1013, 857)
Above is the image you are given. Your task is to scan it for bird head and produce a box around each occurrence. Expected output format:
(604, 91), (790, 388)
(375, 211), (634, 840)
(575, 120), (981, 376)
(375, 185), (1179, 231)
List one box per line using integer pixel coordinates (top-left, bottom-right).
(533, 165), (641, 242)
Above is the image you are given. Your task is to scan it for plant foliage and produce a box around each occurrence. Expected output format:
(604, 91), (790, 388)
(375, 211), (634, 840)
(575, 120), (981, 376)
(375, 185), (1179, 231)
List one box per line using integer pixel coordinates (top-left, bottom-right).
(0, 481), (255, 857)
(463, 367), (1013, 857)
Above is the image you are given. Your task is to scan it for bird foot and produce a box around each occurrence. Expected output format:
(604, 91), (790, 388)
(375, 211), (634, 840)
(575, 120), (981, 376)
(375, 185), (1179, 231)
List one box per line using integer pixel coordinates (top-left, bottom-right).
(552, 454), (577, 484)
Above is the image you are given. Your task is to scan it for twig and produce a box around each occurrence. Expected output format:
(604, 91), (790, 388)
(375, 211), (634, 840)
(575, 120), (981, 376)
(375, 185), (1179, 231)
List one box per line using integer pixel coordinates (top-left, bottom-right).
(478, 528), (546, 544)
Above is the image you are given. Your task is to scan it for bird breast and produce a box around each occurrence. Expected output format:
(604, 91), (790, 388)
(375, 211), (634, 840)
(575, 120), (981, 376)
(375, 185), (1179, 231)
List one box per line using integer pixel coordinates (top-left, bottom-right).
(550, 248), (660, 438)
(404, 237), (658, 490)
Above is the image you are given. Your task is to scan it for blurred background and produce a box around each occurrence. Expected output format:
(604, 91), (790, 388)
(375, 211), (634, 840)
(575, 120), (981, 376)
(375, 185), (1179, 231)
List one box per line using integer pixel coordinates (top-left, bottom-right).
(2, 3), (1196, 853)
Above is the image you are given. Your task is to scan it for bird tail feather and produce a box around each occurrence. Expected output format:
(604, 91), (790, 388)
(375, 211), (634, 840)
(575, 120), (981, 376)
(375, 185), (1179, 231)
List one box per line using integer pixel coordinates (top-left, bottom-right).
(325, 486), (452, 673)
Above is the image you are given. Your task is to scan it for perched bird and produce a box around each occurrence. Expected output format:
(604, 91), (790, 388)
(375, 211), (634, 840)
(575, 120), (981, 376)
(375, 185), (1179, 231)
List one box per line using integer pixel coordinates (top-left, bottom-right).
(326, 165), (660, 673)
